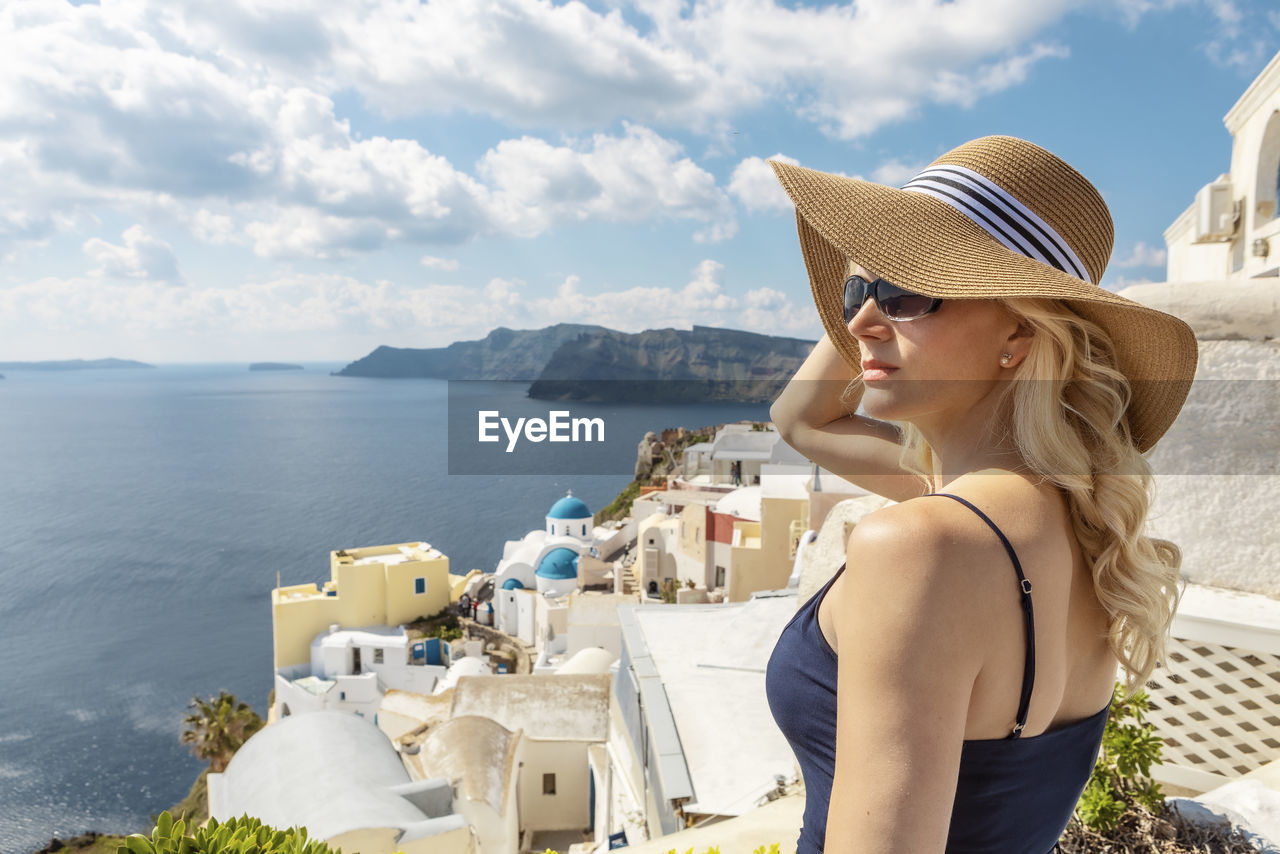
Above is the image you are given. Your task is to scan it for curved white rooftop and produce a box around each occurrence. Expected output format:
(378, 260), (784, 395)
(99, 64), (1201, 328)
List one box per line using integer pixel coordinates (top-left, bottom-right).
(415, 714), (518, 815)
(556, 646), (617, 675)
(713, 485), (762, 522)
(207, 711), (465, 843)
(433, 655), (491, 694)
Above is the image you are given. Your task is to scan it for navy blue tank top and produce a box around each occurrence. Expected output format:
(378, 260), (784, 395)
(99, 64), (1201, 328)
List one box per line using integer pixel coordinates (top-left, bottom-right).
(765, 493), (1109, 854)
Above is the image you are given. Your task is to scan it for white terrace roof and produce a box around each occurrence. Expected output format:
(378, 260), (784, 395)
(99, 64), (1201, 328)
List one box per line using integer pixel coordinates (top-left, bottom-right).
(451, 674), (610, 741)
(624, 594), (799, 817)
(712, 429), (781, 458)
(313, 624), (408, 650)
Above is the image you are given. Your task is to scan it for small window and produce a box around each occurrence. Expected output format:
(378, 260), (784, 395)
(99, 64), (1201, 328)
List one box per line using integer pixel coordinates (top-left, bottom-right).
(543, 772), (556, 795)
(414, 577), (426, 595)
(373, 648), (384, 664)
(581, 523), (586, 535)
(339, 691), (346, 700)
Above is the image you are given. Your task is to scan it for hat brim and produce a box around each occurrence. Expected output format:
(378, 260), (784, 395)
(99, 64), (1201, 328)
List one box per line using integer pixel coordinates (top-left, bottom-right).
(771, 159), (1199, 454)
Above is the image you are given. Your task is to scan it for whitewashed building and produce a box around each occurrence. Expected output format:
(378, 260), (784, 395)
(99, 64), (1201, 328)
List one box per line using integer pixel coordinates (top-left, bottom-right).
(274, 624), (450, 721)
(1165, 50), (1280, 282)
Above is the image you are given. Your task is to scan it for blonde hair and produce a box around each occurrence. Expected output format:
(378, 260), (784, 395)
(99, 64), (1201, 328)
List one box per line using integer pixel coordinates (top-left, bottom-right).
(842, 296), (1184, 699)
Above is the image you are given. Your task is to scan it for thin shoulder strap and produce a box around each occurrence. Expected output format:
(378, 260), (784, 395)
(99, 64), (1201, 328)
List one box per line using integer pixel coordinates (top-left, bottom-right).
(927, 492), (1035, 740)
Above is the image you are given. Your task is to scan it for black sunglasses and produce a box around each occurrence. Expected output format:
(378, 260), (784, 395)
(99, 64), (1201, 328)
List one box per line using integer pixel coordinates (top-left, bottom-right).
(844, 274), (943, 323)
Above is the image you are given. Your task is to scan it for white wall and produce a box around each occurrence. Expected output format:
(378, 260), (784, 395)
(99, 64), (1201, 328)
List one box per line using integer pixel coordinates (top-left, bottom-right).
(518, 739), (591, 833)
(273, 671), (380, 720)
(566, 593), (628, 658)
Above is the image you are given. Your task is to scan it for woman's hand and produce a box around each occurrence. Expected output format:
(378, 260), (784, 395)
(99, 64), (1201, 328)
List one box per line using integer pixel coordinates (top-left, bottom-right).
(770, 333), (928, 502)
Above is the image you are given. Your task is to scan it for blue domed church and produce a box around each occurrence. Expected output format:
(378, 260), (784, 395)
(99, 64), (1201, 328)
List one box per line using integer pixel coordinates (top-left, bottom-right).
(491, 490), (594, 599)
(547, 494), (593, 539)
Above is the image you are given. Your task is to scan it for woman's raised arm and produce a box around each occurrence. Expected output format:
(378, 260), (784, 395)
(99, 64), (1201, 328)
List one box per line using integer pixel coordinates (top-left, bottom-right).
(770, 332), (929, 503)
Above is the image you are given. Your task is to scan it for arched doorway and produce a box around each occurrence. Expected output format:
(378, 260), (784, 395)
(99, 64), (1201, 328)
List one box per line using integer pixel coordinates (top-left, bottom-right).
(1254, 111), (1280, 222)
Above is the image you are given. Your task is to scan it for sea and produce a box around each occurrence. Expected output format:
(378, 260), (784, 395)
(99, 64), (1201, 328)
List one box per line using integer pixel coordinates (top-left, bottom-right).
(0, 364), (770, 853)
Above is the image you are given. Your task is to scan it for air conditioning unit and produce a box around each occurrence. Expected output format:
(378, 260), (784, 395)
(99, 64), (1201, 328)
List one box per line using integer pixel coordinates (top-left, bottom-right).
(1193, 179), (1238, 242)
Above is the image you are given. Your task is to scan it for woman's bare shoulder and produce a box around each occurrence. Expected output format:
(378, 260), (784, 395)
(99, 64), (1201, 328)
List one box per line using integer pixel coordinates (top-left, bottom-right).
(837, 487), (1037, 614)
(830, 498), (995, 676)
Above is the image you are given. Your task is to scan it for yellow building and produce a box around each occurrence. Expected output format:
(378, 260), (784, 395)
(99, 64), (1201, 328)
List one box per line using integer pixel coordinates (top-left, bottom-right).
(272, 541), (451, 670)
(725, 490), (809, 602)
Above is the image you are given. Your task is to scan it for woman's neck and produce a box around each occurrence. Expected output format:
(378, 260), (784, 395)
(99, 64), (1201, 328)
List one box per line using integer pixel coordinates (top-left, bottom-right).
(913, 393), (1028, 493)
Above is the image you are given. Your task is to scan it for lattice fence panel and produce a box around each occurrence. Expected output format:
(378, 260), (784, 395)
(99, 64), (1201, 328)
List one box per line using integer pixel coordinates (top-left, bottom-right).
(1144, 635), (1280, 784)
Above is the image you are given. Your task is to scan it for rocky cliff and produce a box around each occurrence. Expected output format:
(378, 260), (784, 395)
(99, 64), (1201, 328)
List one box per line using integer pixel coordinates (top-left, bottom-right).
(528, 324), (813, 402)
(332, 323), (611, 380)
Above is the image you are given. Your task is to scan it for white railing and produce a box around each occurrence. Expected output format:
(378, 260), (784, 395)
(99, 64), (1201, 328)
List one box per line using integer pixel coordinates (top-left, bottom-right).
(1142, 582), (1280, 793)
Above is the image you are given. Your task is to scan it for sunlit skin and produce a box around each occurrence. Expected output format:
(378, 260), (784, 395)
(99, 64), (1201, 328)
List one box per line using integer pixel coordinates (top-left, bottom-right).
(847, 262), (1035, 487)
(815, 264), (1105, 853)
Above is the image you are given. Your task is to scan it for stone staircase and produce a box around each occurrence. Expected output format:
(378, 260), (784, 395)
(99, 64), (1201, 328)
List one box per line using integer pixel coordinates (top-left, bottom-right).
(616, 549), (639, 595)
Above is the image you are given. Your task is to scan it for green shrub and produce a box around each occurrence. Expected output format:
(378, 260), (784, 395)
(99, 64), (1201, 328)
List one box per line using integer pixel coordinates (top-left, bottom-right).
(597, 480), (643, 523)
(118, 811), (341, 854)
(1074, 682), (1167, 833)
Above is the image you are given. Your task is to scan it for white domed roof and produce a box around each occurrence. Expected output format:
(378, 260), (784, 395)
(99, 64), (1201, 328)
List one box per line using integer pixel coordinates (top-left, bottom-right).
(556, 646), (616, 675)
(713, 485), (762, 522)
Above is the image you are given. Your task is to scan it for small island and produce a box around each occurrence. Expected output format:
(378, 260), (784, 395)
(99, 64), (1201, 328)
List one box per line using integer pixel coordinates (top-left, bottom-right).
(0, 358), (152, 371)
(249, 363), (303, 372)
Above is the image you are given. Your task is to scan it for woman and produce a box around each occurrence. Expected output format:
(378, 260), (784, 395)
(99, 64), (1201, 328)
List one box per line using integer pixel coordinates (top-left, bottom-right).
(762, 136), (1197, 854)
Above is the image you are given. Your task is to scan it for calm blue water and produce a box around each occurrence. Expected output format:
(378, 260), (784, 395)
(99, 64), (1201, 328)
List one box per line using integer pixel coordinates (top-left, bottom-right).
(0, 365), (769, 853)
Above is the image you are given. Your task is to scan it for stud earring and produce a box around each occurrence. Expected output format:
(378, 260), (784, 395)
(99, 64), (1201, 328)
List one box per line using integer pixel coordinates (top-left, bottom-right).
(1000, 353), (1012, 365)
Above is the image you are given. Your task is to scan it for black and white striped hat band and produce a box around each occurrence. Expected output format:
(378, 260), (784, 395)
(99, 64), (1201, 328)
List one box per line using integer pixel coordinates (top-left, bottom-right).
(901, 164), (1092, 283)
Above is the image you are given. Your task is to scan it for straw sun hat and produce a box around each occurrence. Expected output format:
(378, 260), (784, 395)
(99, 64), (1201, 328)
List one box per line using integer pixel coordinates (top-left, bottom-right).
(769, 135), (1198, 454)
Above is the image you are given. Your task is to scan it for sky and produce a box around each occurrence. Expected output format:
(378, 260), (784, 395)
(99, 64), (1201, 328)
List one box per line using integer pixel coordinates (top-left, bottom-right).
(0, 0), (1277, 363)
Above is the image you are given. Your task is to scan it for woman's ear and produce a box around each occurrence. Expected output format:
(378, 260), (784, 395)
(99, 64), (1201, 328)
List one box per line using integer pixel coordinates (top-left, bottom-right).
(1002, 320), (1035, 368)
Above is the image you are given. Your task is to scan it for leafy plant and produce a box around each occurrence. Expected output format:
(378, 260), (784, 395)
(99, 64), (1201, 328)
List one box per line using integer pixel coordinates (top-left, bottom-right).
(1074, 682), (1167, 833)
(598, 480), (643, 524)
(660, 578), (679, 604)
(117, 811), (341, 854)
(180, 692), (264, 773)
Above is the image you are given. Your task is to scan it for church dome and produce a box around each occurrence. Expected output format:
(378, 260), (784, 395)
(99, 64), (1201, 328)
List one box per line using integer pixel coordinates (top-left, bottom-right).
(547, 493), (591, 519)
(535, 547), (579, 579)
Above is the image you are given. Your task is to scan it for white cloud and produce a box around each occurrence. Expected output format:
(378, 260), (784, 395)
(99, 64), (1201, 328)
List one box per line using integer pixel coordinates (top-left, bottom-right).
(421, 259), (817, 336)
(319, 0), (1076, 138)
(1101, 272), (1157, 292)
(870, 158), (931, 187)
(1114, 240), (1168, 268)
(1201, 0), (1279, 71)
(0, 261), (820, 359)
(421, 255), (460, 271)
(479, 123), (736, 242)
(0, 4), (737, 258)
(729, 154), (799, 213)
(83, 225), (183, 284)
(0, 0), (1241, 269)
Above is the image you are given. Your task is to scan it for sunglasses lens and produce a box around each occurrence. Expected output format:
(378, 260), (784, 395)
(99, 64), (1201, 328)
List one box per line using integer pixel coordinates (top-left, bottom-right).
(876, 282), (938, 321)
(843, 276), (869, 323)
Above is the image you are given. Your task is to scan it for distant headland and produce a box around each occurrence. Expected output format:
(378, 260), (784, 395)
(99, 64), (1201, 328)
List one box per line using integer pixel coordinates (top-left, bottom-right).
(249, 362), (303, 372)
(333, 323), (815, 403)
(0, 358), (153, 371)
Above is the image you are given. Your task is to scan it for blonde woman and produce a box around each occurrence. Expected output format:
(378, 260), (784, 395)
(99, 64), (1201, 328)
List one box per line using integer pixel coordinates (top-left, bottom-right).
(763, 136), (1197, 854)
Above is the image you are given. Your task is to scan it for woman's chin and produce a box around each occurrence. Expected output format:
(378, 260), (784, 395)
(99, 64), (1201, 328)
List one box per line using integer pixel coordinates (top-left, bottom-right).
(858, 387), (910, 421)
